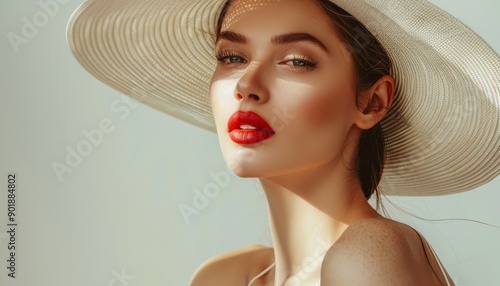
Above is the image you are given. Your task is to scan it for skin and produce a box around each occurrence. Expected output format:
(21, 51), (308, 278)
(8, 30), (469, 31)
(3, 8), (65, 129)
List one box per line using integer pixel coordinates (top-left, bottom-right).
(192, 0), (453, 285)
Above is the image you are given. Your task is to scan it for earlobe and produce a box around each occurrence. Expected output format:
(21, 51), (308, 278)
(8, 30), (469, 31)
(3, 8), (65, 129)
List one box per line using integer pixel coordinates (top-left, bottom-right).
(355, 75), (394, 130)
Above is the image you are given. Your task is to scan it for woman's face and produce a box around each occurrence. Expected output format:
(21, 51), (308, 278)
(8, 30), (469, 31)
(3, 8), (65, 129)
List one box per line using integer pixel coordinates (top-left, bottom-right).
(210, 0), (361, 178)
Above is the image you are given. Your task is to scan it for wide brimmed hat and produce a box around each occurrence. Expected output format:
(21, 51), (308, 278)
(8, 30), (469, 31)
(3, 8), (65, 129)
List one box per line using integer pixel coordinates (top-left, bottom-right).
(66, 0), (500, 196)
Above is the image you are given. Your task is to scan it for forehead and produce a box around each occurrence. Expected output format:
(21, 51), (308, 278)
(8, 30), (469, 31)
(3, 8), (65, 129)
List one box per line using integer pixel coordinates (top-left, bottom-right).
(220, 0), (335, 35)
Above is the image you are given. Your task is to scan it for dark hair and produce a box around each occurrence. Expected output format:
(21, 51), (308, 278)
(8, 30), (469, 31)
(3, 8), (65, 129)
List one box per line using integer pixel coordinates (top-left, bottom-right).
(215, 0), (392, 208)
(316, 0), (392, 209)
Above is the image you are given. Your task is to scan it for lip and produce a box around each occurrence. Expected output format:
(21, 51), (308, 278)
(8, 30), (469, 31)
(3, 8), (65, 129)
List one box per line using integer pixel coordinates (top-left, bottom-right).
(227, 111), (275, 144)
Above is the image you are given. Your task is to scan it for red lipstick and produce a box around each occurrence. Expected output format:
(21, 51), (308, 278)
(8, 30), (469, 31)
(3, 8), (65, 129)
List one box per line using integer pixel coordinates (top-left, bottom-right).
(227, 111), (275, 144)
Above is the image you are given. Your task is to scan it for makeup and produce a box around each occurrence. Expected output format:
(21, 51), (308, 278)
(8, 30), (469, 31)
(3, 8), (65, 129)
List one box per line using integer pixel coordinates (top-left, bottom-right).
(227, 111), (275, 144)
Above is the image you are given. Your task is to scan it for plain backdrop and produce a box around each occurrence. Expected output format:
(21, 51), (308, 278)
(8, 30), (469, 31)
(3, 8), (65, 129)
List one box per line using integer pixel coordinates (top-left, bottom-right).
(1, 0), (499, 285)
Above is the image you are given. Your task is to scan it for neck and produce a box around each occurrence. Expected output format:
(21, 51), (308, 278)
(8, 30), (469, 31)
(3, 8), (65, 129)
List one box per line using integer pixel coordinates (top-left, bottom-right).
(259, 159), (379, 285)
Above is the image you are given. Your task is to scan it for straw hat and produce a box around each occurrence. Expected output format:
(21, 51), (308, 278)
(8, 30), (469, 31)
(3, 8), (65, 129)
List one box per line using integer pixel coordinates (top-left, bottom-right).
(66, 0), (500, 196)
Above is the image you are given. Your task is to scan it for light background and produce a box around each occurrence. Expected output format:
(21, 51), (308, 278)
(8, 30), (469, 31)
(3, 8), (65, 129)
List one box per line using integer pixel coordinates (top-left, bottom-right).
(0, 0), (499, 285)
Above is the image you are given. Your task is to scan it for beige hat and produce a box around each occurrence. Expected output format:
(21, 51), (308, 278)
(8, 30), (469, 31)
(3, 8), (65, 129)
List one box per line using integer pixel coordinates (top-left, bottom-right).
(66, 0), (500, 196)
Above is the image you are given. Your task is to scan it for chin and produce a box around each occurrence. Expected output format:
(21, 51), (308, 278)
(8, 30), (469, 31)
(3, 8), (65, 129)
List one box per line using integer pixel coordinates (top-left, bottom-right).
(224, 157), (296, 180)
(219, 138), (293, 179)
(225, 160), (261, 178)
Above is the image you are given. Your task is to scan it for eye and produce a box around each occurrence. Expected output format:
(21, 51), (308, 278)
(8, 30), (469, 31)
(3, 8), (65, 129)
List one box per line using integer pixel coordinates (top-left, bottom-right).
(215, 51), (247, 65)
(284, 55), (317, 68)
(283, 55), (317, 70)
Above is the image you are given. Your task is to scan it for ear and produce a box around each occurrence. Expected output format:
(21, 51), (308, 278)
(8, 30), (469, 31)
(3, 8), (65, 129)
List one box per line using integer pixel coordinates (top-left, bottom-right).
(354, 75), (394, 130)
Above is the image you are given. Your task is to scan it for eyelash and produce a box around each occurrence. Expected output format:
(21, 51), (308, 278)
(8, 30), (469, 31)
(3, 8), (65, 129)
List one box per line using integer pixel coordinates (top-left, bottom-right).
(215, 51), (247, 64)
(286, 55), (317, 69)
(215, 51), (318, 71)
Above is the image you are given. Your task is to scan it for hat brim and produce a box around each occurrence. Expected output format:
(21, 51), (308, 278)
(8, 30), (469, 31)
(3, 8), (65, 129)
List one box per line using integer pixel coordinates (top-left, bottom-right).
(66, 0), (500, 196)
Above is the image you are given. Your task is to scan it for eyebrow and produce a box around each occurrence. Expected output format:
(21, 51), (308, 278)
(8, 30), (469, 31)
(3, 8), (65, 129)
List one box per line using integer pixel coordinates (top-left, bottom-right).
(216, 31), (329, 52)
(272, 32), (328, 52)
(217, 31), (247, 44)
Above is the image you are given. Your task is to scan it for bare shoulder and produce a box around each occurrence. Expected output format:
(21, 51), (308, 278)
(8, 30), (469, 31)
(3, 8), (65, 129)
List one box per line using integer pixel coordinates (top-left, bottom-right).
(321, 217), (451, 286)
(189, 244), (273, 286)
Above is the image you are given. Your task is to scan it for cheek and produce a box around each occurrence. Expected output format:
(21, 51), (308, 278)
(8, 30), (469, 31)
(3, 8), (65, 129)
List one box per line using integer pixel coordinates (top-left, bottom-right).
(209, 77), (234, 128)
(209, 81), (219, 119)
(301, 93), (339, 126)
(296, 83), (356, 129)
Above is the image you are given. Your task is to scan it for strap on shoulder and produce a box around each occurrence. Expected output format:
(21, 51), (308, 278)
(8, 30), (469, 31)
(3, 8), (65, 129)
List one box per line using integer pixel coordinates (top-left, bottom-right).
(411, 228), (452, 286)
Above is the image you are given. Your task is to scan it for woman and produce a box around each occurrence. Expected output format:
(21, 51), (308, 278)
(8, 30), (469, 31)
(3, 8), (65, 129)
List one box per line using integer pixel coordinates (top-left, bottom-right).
(67, 0), (499, 285)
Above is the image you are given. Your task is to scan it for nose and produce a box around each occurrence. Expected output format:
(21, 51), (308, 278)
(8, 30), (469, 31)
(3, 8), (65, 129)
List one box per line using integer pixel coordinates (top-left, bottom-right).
(234, 62), (270, 104)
